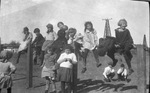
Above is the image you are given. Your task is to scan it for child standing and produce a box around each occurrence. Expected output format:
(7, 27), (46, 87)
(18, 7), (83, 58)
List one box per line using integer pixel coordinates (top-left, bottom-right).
(41, 48), (57, 93)
(117, 64), (128, 82)
(57, 45), (77, 93)
(103, 62), (115, 82)
(0, 50), (16, 93)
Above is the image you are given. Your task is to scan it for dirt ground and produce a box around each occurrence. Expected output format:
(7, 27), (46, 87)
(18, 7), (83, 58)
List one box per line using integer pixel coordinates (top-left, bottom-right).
(0, 48), (149, 93)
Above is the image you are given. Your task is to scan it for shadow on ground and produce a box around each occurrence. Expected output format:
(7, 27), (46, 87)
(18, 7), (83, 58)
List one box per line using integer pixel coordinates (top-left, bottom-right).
(77, 79), (138, 93)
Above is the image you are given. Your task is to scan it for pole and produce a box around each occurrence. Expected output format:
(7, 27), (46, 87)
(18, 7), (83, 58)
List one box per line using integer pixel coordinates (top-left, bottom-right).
(102, 18), (112, 38)
(27, 40), (33, 88)
(143, 35), (147, 93)
(0, 37), (1, 52)
(73, 43), (78, 93)
(137, 35), (147, 93)
(73, 63), (78, 93)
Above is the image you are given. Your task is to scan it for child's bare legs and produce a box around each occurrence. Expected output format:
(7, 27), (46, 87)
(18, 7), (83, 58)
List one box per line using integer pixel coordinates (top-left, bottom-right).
(50, 79), (56, 92)
(45, 77), (50, 93)
(45, 77), (56, 93)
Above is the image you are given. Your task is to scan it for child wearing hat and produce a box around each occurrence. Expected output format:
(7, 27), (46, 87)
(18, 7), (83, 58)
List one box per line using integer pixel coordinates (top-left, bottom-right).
(103, 62), (115, 82)
(41, 47), (57, 93)
(57, 45), (77, 93)
(0, 50), (16, 93)
(117, 64), (128, 82)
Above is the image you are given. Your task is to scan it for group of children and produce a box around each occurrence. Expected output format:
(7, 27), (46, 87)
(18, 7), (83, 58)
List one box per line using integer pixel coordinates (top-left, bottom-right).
(0, 18), (134, 93)
(41, 45), (77, 93)
(103, 62), (128, 83)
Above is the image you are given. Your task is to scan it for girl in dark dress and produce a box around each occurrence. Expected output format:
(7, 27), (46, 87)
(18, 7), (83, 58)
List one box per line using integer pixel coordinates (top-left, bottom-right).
(51, 22), (68, 58)
(115, 19), (134, 75)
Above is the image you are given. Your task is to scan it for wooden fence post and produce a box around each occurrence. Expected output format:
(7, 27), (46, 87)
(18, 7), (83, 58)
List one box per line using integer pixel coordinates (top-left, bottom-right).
(73, 45), (78, 93)
(137, 35), (147, 93)
(27, 40), (33, 88)
(73, 63), (78, 93)
(0, 37), (1, 52)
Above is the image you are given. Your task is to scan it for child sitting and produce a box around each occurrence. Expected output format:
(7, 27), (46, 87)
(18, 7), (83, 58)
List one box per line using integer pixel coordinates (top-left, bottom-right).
(0, 50), (16, 93)
(117, 64), (128, 82)
(103, 62), (115, 82)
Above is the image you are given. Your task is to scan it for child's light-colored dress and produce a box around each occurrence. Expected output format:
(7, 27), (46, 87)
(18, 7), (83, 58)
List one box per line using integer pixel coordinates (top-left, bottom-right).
(41, 53), (57, 79)
(18, 32), (33, 52)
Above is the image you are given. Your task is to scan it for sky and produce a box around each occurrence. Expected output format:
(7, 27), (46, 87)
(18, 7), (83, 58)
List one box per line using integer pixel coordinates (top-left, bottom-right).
(0, 0), (149, 46)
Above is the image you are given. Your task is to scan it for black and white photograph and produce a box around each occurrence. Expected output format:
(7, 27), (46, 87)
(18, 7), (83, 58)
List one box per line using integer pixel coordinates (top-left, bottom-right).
(0, 0), (149, 93)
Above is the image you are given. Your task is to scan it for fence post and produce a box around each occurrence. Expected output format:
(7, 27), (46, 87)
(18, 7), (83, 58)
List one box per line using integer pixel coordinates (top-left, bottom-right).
(73, 63), (78, 93)
(0, 37), (1, 52)
(137, 35), (147, 93)
(27, 40), (33, 88)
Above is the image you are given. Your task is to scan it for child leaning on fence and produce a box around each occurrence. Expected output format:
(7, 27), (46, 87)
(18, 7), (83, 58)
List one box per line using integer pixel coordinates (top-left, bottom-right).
(41, 47), (57, 93)
(57, 45), (77, 93)
(0, 50), (16, 93)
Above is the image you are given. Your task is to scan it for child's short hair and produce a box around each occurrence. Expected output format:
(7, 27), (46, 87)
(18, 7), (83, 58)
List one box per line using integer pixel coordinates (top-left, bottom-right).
(23, 27), (29, 31)
(118, 19), (127, 27)
(34, 28), (40, 33)
(120, 64), (125, 67)
(57, 22), (64, 27)
(46, 23), (53, 28)
(0, 50), (13, 60)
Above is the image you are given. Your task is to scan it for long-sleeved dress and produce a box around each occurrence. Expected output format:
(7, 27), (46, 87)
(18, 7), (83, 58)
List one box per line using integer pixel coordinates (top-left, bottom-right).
(51, 29), (67, 55)
(115, 28), (133, 52)
(41, 53), (57, 78)
(83, 30), (99, 50)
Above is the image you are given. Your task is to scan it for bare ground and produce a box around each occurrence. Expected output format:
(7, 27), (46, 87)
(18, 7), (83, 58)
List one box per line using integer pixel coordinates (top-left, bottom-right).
(1, 48), (149, 93)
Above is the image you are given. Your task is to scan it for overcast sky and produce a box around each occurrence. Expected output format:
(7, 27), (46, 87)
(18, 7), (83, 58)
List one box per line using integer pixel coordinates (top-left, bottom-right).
(0, 0), (149, 46)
